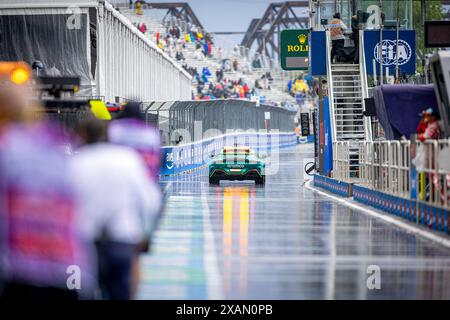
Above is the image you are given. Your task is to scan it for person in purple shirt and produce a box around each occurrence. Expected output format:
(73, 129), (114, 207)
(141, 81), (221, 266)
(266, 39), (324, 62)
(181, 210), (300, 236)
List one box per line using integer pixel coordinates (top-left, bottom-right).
(108, 102), (162, 183)
(0, 63), (96, 300)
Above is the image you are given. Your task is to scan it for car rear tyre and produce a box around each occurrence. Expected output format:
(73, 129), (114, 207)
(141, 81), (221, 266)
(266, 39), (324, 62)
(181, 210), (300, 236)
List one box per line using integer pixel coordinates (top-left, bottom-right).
(255, 176), (265, 185)
(209, 177), (219, 185)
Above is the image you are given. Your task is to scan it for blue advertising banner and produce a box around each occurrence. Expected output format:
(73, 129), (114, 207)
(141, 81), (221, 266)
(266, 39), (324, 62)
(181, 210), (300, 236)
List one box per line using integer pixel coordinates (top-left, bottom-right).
(311, 31), (327, 76)
(364, 30), (416, 76)
(322, 96), (333, 176)
(160, 133), (299, 176)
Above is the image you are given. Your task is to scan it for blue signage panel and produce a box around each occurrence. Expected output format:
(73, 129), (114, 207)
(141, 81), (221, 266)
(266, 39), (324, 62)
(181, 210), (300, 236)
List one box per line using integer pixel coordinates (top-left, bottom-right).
(160, 147), (175, 175)
(311, 31), (327, 76)
(364, 30), (416, 75)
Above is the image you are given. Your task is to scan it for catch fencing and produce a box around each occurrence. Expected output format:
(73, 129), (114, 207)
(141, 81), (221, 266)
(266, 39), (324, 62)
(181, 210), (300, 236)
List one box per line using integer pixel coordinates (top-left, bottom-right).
(143, 100), (296, 146)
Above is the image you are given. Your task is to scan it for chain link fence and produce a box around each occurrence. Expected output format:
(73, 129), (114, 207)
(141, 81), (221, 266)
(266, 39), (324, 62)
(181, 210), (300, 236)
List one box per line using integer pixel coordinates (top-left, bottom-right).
(143, 100), (296, 146)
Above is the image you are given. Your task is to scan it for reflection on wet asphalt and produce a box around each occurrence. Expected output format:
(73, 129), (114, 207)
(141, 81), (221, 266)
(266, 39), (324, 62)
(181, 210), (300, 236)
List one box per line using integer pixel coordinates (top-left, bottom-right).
(137, 144), (450, 299)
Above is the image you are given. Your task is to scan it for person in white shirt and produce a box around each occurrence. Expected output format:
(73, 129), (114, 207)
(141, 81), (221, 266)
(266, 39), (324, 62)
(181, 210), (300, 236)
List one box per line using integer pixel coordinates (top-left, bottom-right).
(71, 117), (162, 300)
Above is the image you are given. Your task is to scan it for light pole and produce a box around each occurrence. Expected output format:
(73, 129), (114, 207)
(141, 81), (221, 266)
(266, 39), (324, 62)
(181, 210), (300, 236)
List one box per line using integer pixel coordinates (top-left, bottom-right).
(378, 0), (383, 86)
(395, 0), (400, 81)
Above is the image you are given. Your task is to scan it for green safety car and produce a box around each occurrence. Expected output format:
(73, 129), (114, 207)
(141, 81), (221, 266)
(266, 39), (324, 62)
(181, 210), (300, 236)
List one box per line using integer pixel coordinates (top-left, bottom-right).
(208, 147), (265, 185)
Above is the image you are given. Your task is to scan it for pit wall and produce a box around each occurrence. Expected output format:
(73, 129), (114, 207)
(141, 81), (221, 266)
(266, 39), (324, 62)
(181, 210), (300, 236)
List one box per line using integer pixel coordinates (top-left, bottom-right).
(161, 132), (298, 176)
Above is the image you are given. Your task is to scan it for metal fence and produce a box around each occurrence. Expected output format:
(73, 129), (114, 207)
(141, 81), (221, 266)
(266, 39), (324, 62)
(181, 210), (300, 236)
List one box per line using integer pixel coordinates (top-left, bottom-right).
(415, 140), (450, 209)
(333, 142), (350, 181)
(143, 100), (296, 146)
(358, 141), (411, 198)
(333, 139), (450, 211)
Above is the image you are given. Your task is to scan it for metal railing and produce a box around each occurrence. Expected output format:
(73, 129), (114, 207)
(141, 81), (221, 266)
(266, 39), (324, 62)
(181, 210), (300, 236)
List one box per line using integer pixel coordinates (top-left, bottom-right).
(415, 140), (450, 209)
(333, 141), (350, 181)
(358, 141), (411, 198)
(334, 138), (450, 211)
(333, 140), (411, 198)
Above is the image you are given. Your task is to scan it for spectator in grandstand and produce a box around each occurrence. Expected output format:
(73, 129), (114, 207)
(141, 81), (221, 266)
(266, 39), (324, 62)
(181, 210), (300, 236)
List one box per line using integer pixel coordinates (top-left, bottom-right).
(216, 68), (224, 83)
(184, 32), (192, 43)
(135, 0), (143, 15)
(329, 12), (348, 63)
(157, 39), (164, 50)
(233, 45), (240, 57)
(0, 62), (96, 300)
(194, 46), (204, 61)
(243, 82), (250, 98)
(287, 79), (293, 93)
(169, 26), (181, 39)
(138, 23), (147, 34)
(175, 50), (185, 62)
(290, 77), (309, 96)
(255, 79), (263, 90)
(183, 64), (197, 78)
(207, 42), (212, 57)
(252, 58), (262, 69)
(203, 41), (209, 57)
(204, 33), (213, 44)
(176, 37), (186, 51)
(72, 116), (162, 300)
(220, 59), (232, 72)
(190, 25), (199, 41)
(233, 59), (239, 71)
(240, 59), (251, 74)
(261, 74), (270, 90)
(216, 47), (223, 60)
(202, 66), (212, 78)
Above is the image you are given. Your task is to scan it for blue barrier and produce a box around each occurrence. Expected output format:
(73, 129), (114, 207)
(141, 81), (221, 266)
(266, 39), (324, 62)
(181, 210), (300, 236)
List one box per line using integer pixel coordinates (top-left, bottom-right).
(313, 174), (353, 197)
(352, 184), (449, 235)
(160, 132), (298, 176)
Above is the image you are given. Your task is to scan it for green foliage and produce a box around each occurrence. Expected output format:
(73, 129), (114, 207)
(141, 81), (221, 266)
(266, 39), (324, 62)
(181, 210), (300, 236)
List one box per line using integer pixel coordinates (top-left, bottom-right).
(413, 0), (443, 74)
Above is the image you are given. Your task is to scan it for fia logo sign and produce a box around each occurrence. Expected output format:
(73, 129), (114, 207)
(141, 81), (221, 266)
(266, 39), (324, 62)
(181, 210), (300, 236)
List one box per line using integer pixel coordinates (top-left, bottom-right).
(373, 39), (412, 66)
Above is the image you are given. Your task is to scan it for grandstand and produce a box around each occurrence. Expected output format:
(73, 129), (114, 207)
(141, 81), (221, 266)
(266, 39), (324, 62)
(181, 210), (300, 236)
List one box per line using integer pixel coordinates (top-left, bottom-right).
(116, 5), (298, 109)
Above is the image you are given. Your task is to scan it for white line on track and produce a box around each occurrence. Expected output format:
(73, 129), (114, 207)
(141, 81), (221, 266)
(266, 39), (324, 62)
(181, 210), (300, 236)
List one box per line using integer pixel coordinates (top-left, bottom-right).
(304, 179), (450, 248)
(201, 183), (224, 300)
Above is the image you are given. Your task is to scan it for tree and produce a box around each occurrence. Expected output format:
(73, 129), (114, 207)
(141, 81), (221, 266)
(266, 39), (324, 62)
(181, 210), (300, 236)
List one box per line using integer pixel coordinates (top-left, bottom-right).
(413, 0), (443, 74)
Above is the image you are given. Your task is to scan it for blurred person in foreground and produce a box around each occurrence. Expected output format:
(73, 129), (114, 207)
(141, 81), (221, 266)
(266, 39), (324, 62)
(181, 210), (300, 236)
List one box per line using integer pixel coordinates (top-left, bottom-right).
(108, 101), (163, 251)
(71, 116), (162, 300)
(0, 62), (96, 300)
(109, 101), (162, 183)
